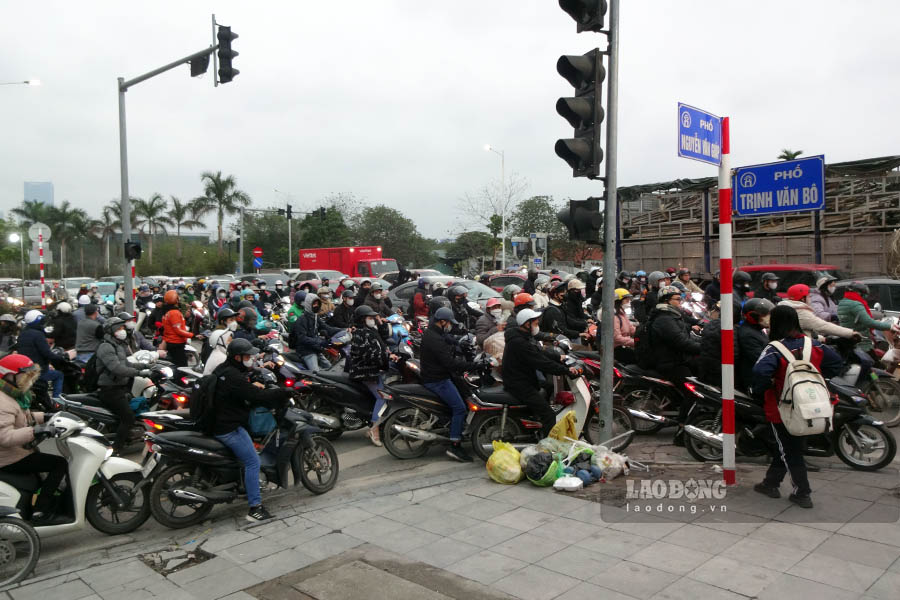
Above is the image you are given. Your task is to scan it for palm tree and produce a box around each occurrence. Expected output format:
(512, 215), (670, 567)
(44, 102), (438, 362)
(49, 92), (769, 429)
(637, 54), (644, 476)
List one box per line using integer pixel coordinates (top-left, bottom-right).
(93, 205), (119, 273)
(133, 194), (174, 264)
(67, 210), (95, 275)
(777, 149), (803, 161)
(11, 199), (51, 228)
(168, 196), (204, 258)
(46, 201), (81, 279)
(194, 171), (252, 255)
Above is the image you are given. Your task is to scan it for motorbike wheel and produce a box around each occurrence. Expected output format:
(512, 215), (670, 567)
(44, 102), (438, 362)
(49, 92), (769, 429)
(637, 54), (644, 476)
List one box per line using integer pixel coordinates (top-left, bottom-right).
(835, 423), (897, 471)
(862, 378), (900, 427)
(469, 413), (524, 462)
(85, 473), (151, 535)
(0, 517), (40, 588)
(149, 464), (213, 529)
(622, 388), (672, 434)
(684, 413), (723, 463)
(583, 404), (635, 453)
(294, 437), (339, 494)
(382, 408), (433, 460)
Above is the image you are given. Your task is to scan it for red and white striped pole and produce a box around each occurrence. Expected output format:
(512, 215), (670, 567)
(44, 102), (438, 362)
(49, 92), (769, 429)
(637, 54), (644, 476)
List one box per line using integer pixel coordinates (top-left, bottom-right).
(39, 231), (46, 309)
(132, 264), (137, 316)
(718, 117), (736, 485)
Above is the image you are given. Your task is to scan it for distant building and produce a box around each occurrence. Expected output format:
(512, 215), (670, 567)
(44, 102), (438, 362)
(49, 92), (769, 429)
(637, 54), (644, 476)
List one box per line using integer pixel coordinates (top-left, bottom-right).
(24, 182), (54, 207)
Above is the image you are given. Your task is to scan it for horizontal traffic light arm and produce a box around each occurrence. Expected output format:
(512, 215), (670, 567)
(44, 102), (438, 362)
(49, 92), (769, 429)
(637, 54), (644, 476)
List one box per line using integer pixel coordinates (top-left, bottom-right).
(120, 45), (219, 91)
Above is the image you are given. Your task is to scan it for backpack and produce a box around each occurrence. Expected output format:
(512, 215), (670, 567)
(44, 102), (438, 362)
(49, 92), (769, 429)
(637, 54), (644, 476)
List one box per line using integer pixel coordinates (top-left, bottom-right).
(81, 350), (107, 392)
(633, 315), (656, 369)
(189, 372), (220, 435)
(770, 338), (833, 436)
(199, 336), (212, 364)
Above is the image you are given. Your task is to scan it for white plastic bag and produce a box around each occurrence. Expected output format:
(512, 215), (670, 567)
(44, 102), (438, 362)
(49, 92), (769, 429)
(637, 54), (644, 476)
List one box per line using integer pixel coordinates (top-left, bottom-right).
(519, 444), (541, 470)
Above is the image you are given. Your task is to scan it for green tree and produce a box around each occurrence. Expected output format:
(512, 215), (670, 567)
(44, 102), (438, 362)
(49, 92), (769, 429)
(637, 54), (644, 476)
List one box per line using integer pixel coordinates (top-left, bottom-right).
(297, 207), (353, 249)
(350, 205), (435, 267)
(194, 171), (252, 256)
(68, 210), (95, 275)
(446, 231), (494, 274)
(10, 199), (51, 228)
(93, 204), (118, 274)
(133, 194), (173, 265)
(777, 149), (803, 160)
(168, 196), (204, 258)
(231, 209), (295, 270)
(510, 196), (566, 239)
(47, 200), (83, 279)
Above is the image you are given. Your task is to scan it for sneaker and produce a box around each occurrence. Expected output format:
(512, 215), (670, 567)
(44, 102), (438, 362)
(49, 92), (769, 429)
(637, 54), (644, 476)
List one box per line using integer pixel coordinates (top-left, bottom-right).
(789, 494), (813, 509)
(754, 483), (781, 499)
(446, 444), (473, 463)
(367, 427), (383, 447)
(247, 505), (274, 523)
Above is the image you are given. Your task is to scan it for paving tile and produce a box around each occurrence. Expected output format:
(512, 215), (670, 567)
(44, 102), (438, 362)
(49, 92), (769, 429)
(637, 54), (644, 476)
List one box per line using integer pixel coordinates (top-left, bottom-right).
(538, 544), (621, 580)
(725, 537), (808, 571)
(494, 564), (580, 600)
(814, 533), (900, 570)
(371, 525), (442, 555)
(416, 512), (482, 536)
(10, 577), (95, 600)
(756, 572), (861, 600)
(297, 532), (363, 561)
(488, 506), (557, 532)
(515, 492), (593, 517)
(659, 523), (742, 554)
(528, 517), (603, 543)
(79, 560), (160, 592)
(199, 530), (259, 553)
(295, 558), (451, 600)
(454, 497), (523, 521)
(786, 552), (884, 593)
(553, 581), (637, 600)
(866, 570), (900, 600)
(487, 486), (544, 507)
(382, 504), (445, 526)
(446, 549), (527, 585)
(349, 494), (414, 515)
(775, 492), (872, 531)
(405, 537), (481, 568)
(748, 521), (832, 551)
(627, 540), (712, 575)
(819, 479), (892, 502)
(181, 567), (261, 600)
(607, 519), (684, 541)
(167, 556), (239, 586)
(561, 501), (610, 527)
(449, 522), (521, 548)
(340, 515), (407, 542)
(649, 576), (748, 600)
(489, 532), (569, 563)
(587, 561), (678, 599)
(303, 505), (373, 529)
(419, 491), (473, 511)
(575, 526), (655, 559)
(833, 470), (900, 490)
(837, 521), (900, 548)
(242, 548), (317, 580)
(459, 479), (506, 498)
(692, 510), (766, 536)
(689, 555), (781, 597)
(263, 519), (332, 548)
(219, 537), (288, 564)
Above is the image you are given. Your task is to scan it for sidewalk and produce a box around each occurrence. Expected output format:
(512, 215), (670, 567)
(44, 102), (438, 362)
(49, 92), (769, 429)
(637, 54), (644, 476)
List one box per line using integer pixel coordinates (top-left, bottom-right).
(4, 453), (899, 600)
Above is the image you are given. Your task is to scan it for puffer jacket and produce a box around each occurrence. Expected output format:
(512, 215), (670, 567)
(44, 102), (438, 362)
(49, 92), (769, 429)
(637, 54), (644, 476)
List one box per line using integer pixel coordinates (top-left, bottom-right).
(736, 322), (768, 391)
(647, 304), (701, 373)
(0, 372), (44, 468)
(289, 294), (340, 355)
(697, 319), (738, 385)
(96, 334), (141, 387)
(364, 292), (391, 318)
(348, 325), (389, 381)
(474, 314), (500, 346)
(501, 326), (568, 397)
(51, 313), (77, 350)
(779, 299), (854, 340)
(541, 301), (582, 340)
(612, 311), (636, 348)
(838, 297), (892, 352)
(808, 288), (838, 323)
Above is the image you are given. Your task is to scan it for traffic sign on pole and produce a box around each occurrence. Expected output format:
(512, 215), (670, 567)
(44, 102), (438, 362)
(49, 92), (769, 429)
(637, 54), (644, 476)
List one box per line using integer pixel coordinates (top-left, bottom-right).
(677, 103), (722, 166)
(732, 155), (825, 217)
(28, 222), (51, 243)
(252, 247), (263, 258)
(252, 257), (263, 269)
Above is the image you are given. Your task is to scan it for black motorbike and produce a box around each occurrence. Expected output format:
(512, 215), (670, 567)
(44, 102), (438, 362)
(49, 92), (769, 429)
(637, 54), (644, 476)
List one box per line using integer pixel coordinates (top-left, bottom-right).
(616, 362), (686, 434)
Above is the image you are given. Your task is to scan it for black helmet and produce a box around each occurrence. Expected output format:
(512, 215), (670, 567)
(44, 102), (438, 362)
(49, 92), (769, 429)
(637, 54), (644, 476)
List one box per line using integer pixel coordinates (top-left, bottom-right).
(294, 291), (307, 306)
(849, 281), (870, 295)
(354, 305), (378, 320)
(227, 338), (259, 357)
(742, 298), (775, 325)
(217, 307), (236, 322)
(342, 289), (356, 299)
(677, 268), (690, 277)
(103, 316), (126, 334)
(432, 307), (458, 324)
(116, 312), (135, 322)
(733, 270), (752, 290)
(761, 272), (779, 282)
(447, 285), (468, 302)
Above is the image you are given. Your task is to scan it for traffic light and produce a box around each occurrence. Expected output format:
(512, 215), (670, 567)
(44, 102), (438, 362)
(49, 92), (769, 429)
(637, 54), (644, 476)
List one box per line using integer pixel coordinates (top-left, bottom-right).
(317, 208), (326, 221)
(286, 205), (293, 220)
(124, 241), (142, 260)
(277, 208), (285, 217)
(190, 54), (210, 77)
(555, 48), (605, 179)
(559, 0), (608, 33)
(217, 25), (239, 84)
(557, 197), (603, 244)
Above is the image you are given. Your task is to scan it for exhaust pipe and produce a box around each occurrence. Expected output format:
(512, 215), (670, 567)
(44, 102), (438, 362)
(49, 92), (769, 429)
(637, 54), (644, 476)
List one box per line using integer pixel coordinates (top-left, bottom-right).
(627, 408), (673, 425)
(684, 425), (723, 448)
(169, 489), (209, 504)
(310, 413), (341, 429)
(391, 424), (448, 442)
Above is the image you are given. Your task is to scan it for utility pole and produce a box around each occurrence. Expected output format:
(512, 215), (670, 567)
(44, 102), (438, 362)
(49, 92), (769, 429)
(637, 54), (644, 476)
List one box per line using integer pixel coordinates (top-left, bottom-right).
(238, 207), (245, 275)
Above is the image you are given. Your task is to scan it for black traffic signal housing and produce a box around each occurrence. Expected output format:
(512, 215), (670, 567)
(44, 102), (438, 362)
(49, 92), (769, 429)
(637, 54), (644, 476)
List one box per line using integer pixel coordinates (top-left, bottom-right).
(316, 208), (326, 221)
(559, 0), (608, 33)
(555, 48), (605, 179)
(190, 54), (210, 77)
(277, 208), (285, 217)
(217, 25), (239, 84)
(286, 205), (293, 220)
(124, 241), (142, 260)
(557, 197), (603, 244)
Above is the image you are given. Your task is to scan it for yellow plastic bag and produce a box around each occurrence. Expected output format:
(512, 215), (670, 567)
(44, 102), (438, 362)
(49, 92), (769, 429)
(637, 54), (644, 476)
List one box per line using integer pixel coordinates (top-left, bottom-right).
(486, 440), (524, 484)
(549, 411), (577, 441)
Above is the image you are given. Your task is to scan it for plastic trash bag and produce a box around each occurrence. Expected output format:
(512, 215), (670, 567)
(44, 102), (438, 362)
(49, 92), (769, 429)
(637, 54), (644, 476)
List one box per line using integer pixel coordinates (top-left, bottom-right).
(591, 447), (629, 480)
(519, 444), (542, 470)
(525, 453), (563, 486)
(486, 441), (524, 484)
(549, 411), (577, 441)
(537, 437), (571, 455)
(553, 475), (584, 492)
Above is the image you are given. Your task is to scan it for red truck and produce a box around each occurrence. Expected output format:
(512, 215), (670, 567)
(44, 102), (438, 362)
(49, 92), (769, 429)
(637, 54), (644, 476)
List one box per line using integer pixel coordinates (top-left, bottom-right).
(297, 246), (399, 278)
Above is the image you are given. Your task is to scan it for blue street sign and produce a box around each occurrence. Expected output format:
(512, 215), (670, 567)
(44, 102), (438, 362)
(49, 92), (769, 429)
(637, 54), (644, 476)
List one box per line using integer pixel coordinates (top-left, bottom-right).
(677, 103), (722, 166)
(732, 155), (825, 217)
(533, 257), (542, 266)
(252, 257), (264, 268)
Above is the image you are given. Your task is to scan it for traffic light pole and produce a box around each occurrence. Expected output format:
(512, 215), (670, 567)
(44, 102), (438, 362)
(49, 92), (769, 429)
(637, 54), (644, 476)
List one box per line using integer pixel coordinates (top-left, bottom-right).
(597, 0), (620, 443)
(238, 207), (245, 275)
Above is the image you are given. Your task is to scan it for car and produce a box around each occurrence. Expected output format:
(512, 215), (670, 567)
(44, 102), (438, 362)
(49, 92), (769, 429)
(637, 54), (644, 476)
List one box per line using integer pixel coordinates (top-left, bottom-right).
(380, 269), (442, 286)
(388, 276), (501, 313)
(238, 273), (286, 288)
(488, 273), (526, 292)
(282, 269), (347, 283)
(739, 264), (850, 297)
(833, 278), (900, 319)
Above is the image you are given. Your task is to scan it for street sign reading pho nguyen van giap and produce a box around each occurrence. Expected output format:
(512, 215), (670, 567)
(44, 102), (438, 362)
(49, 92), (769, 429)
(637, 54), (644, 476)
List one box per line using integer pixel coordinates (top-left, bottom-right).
(677, 103), (722, 166)
(732, 155), (825, 217)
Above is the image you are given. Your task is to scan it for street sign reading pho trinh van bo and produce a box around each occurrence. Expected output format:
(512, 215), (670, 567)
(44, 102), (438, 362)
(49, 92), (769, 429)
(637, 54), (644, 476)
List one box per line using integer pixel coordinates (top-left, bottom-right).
(732, 155), (825, 217)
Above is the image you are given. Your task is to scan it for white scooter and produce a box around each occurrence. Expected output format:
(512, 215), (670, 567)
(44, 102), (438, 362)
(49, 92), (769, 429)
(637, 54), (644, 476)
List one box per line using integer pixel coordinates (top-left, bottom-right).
(0, 413), (151, 538)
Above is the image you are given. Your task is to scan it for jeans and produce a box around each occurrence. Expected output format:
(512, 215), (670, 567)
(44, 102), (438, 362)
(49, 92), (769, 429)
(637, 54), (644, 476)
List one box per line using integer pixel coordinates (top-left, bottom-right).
(40, 369), (64, 398)
(215, 426), (262, 508)
(363, 376), (385, 423)
(764, 422), (811, 497)
(424, 379), (467, 442)
(300, 352), (330, 373)
(76, 352), (94, 364)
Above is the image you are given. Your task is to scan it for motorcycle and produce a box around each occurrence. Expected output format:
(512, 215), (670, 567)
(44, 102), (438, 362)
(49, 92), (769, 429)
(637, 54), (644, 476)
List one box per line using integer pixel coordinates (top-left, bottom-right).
(616, 363), (685, 433)
(572, 354), (635, 451)
(0, 510), (40, 587)
(828, 336), (900, 427)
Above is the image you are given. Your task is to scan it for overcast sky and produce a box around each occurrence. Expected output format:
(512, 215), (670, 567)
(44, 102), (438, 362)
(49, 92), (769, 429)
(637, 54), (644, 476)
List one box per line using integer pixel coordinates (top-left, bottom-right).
(1, 1), (898, 240)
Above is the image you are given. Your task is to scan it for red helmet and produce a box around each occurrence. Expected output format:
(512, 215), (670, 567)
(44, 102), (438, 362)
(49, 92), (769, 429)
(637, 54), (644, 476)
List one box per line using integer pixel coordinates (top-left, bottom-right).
(514, 292), (535, 308)
(164, 290), (179, 305)
(0, 354), (38, 377)
(486, 297), (502, 309)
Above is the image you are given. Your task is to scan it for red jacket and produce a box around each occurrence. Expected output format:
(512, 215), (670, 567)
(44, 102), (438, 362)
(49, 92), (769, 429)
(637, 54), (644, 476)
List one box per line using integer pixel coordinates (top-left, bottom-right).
(412, 291), (428, 319)
(162, 308), (194, 344)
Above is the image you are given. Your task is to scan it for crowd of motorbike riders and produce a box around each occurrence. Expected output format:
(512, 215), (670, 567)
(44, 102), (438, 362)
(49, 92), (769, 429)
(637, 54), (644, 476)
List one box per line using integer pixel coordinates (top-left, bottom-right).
(1, 265), (898, 523)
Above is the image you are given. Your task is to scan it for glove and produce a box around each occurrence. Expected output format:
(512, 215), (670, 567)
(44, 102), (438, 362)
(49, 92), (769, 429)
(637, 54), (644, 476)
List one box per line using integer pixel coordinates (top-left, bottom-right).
(32, 423), (56, 438)
(138, 369), (152, 377)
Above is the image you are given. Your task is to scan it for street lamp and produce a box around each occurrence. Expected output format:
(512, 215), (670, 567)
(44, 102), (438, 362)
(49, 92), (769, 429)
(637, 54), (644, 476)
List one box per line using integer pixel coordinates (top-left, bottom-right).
(7, 233), (25, 303)
(484, 144), (506, 270)
(0, 79), (40, 86)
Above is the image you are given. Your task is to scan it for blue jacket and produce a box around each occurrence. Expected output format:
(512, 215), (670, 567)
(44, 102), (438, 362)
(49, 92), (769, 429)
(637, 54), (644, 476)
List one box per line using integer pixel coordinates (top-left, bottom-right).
(17, 321), (56, 371)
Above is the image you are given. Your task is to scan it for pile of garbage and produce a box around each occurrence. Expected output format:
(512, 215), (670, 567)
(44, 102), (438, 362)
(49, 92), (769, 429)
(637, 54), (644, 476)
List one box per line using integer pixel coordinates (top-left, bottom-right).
(485, 413), (631, 491)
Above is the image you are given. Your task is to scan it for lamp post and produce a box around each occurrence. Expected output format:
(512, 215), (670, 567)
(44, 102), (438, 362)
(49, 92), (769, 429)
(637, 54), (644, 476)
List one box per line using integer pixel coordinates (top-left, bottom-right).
(274, 188), (293, 269)
(484, 144), (506, 270)
(7, 233), (25, 303)
(0, 79), (40, 86)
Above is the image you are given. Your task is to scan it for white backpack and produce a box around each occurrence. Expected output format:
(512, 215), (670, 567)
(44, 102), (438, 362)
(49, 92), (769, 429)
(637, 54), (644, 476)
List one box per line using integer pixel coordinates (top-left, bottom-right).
(770, 338), (833, 436)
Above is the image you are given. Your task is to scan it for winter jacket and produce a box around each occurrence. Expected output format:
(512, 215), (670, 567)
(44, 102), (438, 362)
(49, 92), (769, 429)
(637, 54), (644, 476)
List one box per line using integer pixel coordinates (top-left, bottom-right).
(736, 322), (769, 391)
(647, 304), (701, 374)
(501, 326), (569, 397)
(612, 311), (636, 348)
(779, 299), (855, 340)
(420, 326), (471, 383)
(754, 287), (782, 305)
(704, 279), (721, 304)
(541, 302), (582, 340)
(202, 328), (234, 375)
(808, 288), (839, 323)
(562, 294), (589, 333)
(211, 361), (288, 436)
(289, 295), (340, 355)
(523, 276), (537, 295)
(162, 307), (194, 344)
(364, 293), (391, 318)
(209, 296), (228, 317)
(751, 335), (842, 423)
(412, 291), (429, 319)
(257, 289), (278, 305)
(348, 325), (390, 381)
(838, 297), (892, 351)
(680, 278), (703, 295)
(697, 319), (738, 385)
(17, 322), (56, 372)
(475, 314), (501, 346)
(0, 379), (44, 468)
(328, 302), (355, 329)
(51, 313), (77, 350)
(533, 291), (550, 309)
(96, 334), (141, 387)
(449, 298), (480, 332)
(75, 318), (103, 354)
(587, 272), (601, 298)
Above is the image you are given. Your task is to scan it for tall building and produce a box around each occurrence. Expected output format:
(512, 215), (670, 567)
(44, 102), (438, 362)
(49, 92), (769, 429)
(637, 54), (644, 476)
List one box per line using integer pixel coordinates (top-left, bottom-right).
(24, 181), (54, 207)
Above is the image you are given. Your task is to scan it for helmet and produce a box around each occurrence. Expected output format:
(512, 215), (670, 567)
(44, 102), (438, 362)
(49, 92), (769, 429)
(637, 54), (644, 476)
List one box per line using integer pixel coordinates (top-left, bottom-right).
(370, 281), (384, 292)
(677, 268), (690, 277)
(24, 310), (43, 325)
(761, 272), (779, 282)
(447, 285), (468, 301)
(486, 297), (502, 309)
(237, 307), (258, 324)
(787, 284), (810, 301)
(242, 288), (255, 297)
(666, 267), (677, 275)
(742, 298), (775, 325)
(418, 278), (428, 289)
(614, 288), (633, 301)
(816, 275), (838, 289)
(354, 305), (378, 319)
(103, 316), (126, 333)
(56, 302), (72, 313)
(648, 271), (668, 288)
(515, 308), (542, 326)
(139, 284), (150, 292)
(317, 286), (332, 297)
(275, 280), (283, 286)
(548, 280), (567, 296)
(227, 338), (259, 357)
(116, 312), (136, 322)
(535, 275), (550, 290)
(514, 292), (535, 308)
(619, 270), (632, 280)
(78, 295), (91, 306)
(217, 307), (237, 322)
(432, 307), (458, 324)
(341, 278), (355, 288)
(0, 354), (38, 378)
(849, 281), (870, 295)
(164, 290), (179, 305)
(293, 291), (307, 305)
(733, 271), (752, 290)
(658, 285), (682, 302)
(342, 289), (356, 299)
(501, 284), (522, 301)
(432, 281), (445, 291)
(0, 314), (16, 324)
(567, 278), (586, 291)
(671, 281), (686, 292)
(635, 270), (647, 277)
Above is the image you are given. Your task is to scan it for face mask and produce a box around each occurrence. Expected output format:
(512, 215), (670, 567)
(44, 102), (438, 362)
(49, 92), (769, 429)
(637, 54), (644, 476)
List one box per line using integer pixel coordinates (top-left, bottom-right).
(827, 285), (836, 295)
(531, 324), (540, 336)
(365, 318), (376, 328)
(321, 294), (331, 300)
(345, 299), (354, 306)
(242, 357), (254, 368)
(227, 321), (238, 331)
(490, 309), (502, 319)
(443, 323), (452, 333)
(125, 321), (136, 331)
(114, 329), (127, 340)
(218, 293), (226, 298)
(768, 282), (778, 290)
(275, 286), (283, 290)
(373, 292), (382, 299)
(624, 305), (634, 317)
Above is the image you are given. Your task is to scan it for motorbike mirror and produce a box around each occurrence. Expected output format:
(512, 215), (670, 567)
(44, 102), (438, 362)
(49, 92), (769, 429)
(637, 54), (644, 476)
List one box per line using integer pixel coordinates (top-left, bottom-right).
(146, 302), (156, 309)
(873, 302), (883, 313)
(691, 292), (704, 302)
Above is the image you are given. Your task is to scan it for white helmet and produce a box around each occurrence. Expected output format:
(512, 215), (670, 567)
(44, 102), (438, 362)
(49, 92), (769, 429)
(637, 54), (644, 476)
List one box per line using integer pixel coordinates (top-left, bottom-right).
(275, 280), (284, 285)
(24, 309), (43, 324)
(78, 295), (91, 305)
(57, 302), (73, 313)
(516, 308), (542, 326)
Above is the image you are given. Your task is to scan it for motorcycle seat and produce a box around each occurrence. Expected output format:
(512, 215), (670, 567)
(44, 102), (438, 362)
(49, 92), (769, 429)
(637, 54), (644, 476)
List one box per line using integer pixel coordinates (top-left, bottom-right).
(572, 350), (602, 361)
(623, 364), (664, 380)
(478, 386), (522, 406)
(156, 430), (229, 453)
(0, 472), (41, 492)
(388, 383), (439, 399)
(61, 393), (103, 407)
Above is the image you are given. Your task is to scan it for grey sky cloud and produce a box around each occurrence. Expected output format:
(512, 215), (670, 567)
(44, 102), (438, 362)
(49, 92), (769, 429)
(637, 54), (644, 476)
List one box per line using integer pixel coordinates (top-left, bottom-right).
(1, 1), (897, 240)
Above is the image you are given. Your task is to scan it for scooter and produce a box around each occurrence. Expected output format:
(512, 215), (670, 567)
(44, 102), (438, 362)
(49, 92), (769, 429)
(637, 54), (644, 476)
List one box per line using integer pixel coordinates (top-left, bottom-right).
(616, 363), (685, 433)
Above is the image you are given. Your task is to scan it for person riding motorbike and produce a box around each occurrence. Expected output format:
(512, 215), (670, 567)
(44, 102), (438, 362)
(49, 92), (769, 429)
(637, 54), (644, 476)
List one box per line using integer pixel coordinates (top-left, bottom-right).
(421, 307), (477, 462)
(500, 284), (521, 320)
(72, 295), (92, 323)
(0, 354), (68, 524)
(411, 278), (430, 320)
(208, 286), (229, 316)
(838, 281), (900, 354)
(780, 284), (858, 341)
(533, 276), (551, 309)
(808, 276), (840, 323)
(273, 280), (287, 300)
(736, 298), (774, 391)
(475, 297), (504, 346)
(676, 268), (702, 294)
(329, 290), (356, 329)
(161, 290), (194, 368)
(586, 266), (602, 298)
(182, 285), (196, 304)
(18, 310), (65, 399)
(135, 284), (154, 310)
(203, 307), (238, 375)
(289, 294), (341, 373)
(364, 282), (391, 318)
(75, 304), (103, 363)
(286, 291), (306, 325)
(523, 268), (538, 294)
(638, 271), (670, 323)
(755, 272), (781, 304)
(697, 302), (734, 386)
(317, 286), (335, 317)
(0, 315), (17, 355)
(446, 285), (480, 332)
(51, 302), (77, 350)
(212, 338), (292, 523)
(256, 280), (278, 305)
(612, 289), (637, 363)
(356, 279), (373, 306)
(541, 281), (582, 340)
(502, 308), (579, 438)
(646, 286), (702, 446)
(117, 312), (160, 354)
(562, 278), (592, 334)
(348, 305), (396, 447)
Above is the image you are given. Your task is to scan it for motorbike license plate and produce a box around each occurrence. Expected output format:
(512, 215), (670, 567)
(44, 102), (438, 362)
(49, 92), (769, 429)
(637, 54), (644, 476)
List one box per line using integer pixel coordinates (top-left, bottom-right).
(141, 453), (158, 477)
